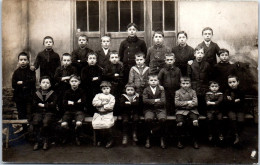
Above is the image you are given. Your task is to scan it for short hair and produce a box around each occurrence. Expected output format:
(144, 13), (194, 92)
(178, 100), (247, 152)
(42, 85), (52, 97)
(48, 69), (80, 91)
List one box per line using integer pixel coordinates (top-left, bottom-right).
(127, 23), (138, 30)
(18, 52), (29, 61)
(39, 76), (51, 83)
(125, 83), (136, 90)
(165, 53), (175, 58)
(209, 81), (219, 86)
(194, 45), (204, 52)
(78, 34), (89, 41)
(100, 81), (112, 88)
(177, 31), (188, 38)
(180, 76), (191, 82)
(135, 52), (145, 58)
(228, 75), (239, 81)
(61, 53), (72, 60)
(109, 50), (119, 57)
(86, 51), (97, 59)
(100, 34), (111, 42)
(153, 31), (164, 38)
(148, 74), (158, 80)
(69, 74), (80, 81)
(202, 27), (213, 35)
(43, 36), (54, 45)
(218, 49), (229, 57)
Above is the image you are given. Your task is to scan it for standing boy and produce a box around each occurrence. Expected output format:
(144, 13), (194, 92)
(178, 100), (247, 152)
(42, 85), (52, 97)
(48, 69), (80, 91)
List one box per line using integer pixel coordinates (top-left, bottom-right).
(96, 34), (111, 70)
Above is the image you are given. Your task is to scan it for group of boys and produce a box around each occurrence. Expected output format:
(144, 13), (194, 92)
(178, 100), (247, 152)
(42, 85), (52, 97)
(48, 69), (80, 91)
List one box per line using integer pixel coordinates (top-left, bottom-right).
(12, 23), (245, 151)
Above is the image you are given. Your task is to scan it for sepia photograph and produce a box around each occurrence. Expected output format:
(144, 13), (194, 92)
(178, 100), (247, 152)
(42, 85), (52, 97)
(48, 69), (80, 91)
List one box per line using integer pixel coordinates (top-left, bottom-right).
(2, 0), (258, 164)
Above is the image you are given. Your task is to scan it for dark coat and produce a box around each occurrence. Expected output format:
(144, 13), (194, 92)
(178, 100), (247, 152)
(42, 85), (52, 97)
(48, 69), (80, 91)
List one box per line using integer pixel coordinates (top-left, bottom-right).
(120, 93), (140, 113)
(158, 65), (181, 90)
(143, 85), (166, 110)
(224, 87), (245, 112)
(71, 47), (94, 73)
(103, 62), (124, 83)
(197, 41), (220, 66)
(63, 88), (86, 112)
(96, 48), (111, 70)
(205, 91), (223, 111)
(54, 65), (77, 91)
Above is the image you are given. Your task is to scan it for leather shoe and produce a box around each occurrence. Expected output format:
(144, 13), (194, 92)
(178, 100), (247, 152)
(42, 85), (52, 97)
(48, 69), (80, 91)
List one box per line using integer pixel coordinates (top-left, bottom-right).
(160, 137), (166, 149)
(43, 142), (48, 150)
(145, 138), (151, 149)
(122, 135), (128, 145)
(193, 141), (199, 149)
(33, 143), (39, 151)
(132, 132), (138, 142)
(177, 141), (184, 149)
(234, 134), (240, 144)
(105, 140), (113, 148)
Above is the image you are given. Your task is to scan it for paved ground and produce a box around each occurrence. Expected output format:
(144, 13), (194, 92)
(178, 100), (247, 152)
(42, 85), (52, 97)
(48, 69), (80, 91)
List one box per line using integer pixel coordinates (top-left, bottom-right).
(2, 123), (258, 164)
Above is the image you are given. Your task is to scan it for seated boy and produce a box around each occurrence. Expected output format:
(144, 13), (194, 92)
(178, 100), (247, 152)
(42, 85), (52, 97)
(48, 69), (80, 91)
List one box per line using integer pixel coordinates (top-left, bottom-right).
(92, 81), (115, 148)
(175, 77), (199, 149)
(143, 74), (166, 149)
(61, 75), (86, 146)
(31, 76), (57, 151)
(146, 31), (171, 74)
(120, 83), (141, 145)
(158, 53), (181, 115)
(72, 34), (94, 74)
(205, 81), (224, 142)
(224, 75), (245, 145)
(96, 34), (111, 70)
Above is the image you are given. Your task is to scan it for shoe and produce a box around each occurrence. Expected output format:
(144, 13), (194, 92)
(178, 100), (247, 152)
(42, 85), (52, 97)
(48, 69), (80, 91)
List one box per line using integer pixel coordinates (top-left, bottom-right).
(43, 142), (48, 150)
(62, 138), (67, 144)
(145, 138), (151, 149)
(193, 141), (199, 149)
(33, 143), (39, 151)
(132, 132), (138, 142)
(208, 134), (213, 141)
(219, 134), (224, 141)
(177, 141), (184, 149)
(122, 135), (128, 145)
(105, 140), (113, 148)
(76, 137), (81, 146)
(233, 134), (240, 144)
(160, 137), (166, 149)
(97, 141), (101, 147)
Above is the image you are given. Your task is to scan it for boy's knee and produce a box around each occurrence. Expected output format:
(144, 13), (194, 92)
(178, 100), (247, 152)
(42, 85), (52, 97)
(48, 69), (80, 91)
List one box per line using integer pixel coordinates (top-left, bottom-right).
(61, 122), (68, 128)
(193, 120), (199, 126)
(177, 122), (183, 127)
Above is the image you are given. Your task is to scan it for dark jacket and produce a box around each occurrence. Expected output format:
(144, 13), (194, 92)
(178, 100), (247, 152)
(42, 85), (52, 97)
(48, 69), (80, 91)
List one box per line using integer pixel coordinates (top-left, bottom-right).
(205, 91), (223, 111)
(103, 62), (124, 83)
(63, 88), (86, 112)
(12, 66), (36, 102)
(96, 48), (111, 70)
(158, 65), (181, 90)
(54, 65), (77, 91)
(172, 44), (194, 75)
(224, 87), (245, 112)
(32, 89), (57, 113)
(175, 88), (198, 113)
(188, 60), (211, 96)
(120, 93), (140, 113)
(143, 85), (166, 110)
(197, 41), (220, 66)
(119, 36), (147, 67)
(71, 47), (94, 73)
(34, 49), (60, 79)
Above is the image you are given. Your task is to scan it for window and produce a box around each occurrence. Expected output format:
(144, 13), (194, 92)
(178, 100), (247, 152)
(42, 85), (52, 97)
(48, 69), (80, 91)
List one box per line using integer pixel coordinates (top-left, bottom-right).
(152, 0), (175, 31)
(106, 1), (144, 32)
(76, 0), (99, 32)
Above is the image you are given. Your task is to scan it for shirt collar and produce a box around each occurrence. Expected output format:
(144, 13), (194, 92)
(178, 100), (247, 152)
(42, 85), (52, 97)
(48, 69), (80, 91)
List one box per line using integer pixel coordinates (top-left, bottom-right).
(153, 44), (163, 49)
(204, 41), (211, 46)
(180, 87), (192, 93)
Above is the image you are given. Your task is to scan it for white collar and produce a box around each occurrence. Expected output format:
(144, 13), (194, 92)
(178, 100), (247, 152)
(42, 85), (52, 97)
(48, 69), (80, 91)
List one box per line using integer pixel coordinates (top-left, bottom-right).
(102, 48), (109, 55)
(204, 41), (211, 46)
(150, 86), (157, 95)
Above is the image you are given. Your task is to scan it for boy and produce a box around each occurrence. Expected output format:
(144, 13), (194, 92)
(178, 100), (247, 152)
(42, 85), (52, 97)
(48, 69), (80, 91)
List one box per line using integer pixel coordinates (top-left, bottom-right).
(175, 77), (199, 149)
(81, 52), (103, 116)
(146, 31), (171, 74)
(31, 76), (58, 150)
(119, 23), (147, 83)
(12, 52), (36, 131)
(103, 50), (124, 115)
(212, 49), (236, 92)
(96, 34), (111, 70)
(61, 75), (86, 145)
(172, 31), (194, 76)
(31, 36), (60, 83)
(72, 34), (94, 74)
(197, 27), (220, 66)
(92, 81), (115, 148)
(120, 83), (141, 145)
(224, 75), (245, 145)
(188, 46), (211, 115)
(128, 52), (150, 96)
(158, 53), (181, 115)
(143, 74), (166, 149)
(54, 53), (77, 115)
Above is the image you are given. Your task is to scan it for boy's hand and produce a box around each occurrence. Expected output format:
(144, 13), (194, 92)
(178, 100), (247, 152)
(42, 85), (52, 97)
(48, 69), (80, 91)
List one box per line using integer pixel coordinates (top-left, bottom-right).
(114, 73), (119, 77)
(77, 99), (81, 103)
(68, 101), (74, 105)
(187, 101), (193, 106)
(188, 60), (193, 65)
(102, 100), (109, 105)
(38, 103), (44, 107)
(235, 99), (240, 102)
(125, 101), (131, 105)
(30, 66), (36, 71)
(155, 99), (160, 102)
(159, 85), (164, 90)
(92, 77), (99, 81)
(61, 76), (70, 81)
(227, 96), (232, 100)
(17, 81), (23, 85)
(77, 60), (81, 62)
(207, 101), (215, 105)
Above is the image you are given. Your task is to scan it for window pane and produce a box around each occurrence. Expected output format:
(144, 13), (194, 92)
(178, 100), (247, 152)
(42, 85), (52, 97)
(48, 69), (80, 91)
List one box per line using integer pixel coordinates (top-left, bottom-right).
(152, 1), (162, 31)
(164, 1), (175, 31)
(120, 1), (131, 31)
(133, 1), (144, 31)
(76, 1), (87, 31)
(107, 1), (119, 32)
(89, 1), (99, 31)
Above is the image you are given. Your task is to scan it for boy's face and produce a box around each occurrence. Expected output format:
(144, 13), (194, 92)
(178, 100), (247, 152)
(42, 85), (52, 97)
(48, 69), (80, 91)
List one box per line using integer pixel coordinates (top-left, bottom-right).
(62, 56), (72, 67)
(153, 33), (164, 45)
(228, 77), (239, 89)
(126, 87), (135, 96)
(180, 80), (191, 90)
(148, 76), (159, 87)
(102, 87), (111, 95)
(40, 79), (51, 91)
(194, 49), (205, 62)
(78, 36), (88, 48)
(87, 55), (97, 65)
(18, 55), (29, 68)
(177, 34), (187, 46)
(165, 56), (175, 65)
(209, 83), (219, 93)
(219, 52), (229, 63)
(44, 39), (54, 49)
(69, 77), (80, 89)
(109, 54), (119, 64)
(127, 26), (137, 37)
(135, 56), (145, 66)
(202, 30), (213, 42)
(101, 36), (110, 49)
